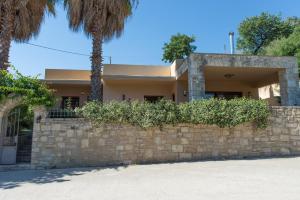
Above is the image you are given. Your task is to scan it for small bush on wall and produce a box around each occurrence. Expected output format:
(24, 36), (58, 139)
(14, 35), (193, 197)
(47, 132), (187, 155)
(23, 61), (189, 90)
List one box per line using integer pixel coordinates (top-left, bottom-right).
(76, 98), (270, 129)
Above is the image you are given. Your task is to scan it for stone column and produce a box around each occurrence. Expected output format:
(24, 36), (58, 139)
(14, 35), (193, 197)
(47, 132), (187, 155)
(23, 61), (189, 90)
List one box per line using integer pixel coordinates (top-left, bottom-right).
(31, 106), (47, 168)
(279, 65), (300, 106)
(188, 54), (206, 101)
(0, 111), (4, 162)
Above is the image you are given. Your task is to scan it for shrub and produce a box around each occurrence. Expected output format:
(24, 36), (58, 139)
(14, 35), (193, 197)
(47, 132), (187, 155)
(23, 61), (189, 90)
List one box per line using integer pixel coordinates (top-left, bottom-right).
(0, 67), (55, 107)
(179, 98), (270, 128)
(76, 98), (270, 129)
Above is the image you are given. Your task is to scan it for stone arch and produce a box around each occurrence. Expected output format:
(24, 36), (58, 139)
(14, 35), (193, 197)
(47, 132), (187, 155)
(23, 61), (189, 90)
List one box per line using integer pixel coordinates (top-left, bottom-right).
(0, 97), (24, 135)
(0, 97), (25, 164)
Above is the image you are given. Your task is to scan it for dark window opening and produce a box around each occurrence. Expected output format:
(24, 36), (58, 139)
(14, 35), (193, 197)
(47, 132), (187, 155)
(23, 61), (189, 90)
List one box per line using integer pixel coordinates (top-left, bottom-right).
(61, 97), (80, 109)
(144, 96), (164, 103)
(205, 91), (243, 100)
(172, 94), (175, 102)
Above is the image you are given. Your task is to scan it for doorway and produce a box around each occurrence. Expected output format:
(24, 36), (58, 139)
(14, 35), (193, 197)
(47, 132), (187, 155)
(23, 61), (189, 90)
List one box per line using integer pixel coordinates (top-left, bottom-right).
(2, 106), (34, 164)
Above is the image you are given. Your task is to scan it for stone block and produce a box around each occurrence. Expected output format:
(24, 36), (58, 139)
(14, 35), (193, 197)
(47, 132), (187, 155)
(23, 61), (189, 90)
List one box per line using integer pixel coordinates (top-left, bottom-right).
(179, 153), (192, 159)
(144, 149), (153, 159)
(172, 145), (184, 153)
(154, 137), (161, 145)
(55, 137), (63, 142)
(280, 135), (290, 142)
(280, 148), (291, 155)
(181, 138), (189, 145)
(181, 127), (189, 133)
(98, 139), (105, 146)
(116, 145), (124, 151)
(40, 136), (48, 142)
(57, 143), (65, 148)
(240, 139), (249, 146)
(67, 130), (75, 138)
(81, 139), (89, 148)
(125, 145), (133, 151)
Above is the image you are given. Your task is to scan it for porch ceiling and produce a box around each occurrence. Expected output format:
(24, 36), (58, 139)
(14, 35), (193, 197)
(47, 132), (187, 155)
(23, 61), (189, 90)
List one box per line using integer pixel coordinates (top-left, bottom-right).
(204, 66), (281, 87)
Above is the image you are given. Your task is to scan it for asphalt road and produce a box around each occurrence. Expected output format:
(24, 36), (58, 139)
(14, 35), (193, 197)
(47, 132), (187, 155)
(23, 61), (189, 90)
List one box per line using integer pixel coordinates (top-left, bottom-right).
(1, 157), (300, 200)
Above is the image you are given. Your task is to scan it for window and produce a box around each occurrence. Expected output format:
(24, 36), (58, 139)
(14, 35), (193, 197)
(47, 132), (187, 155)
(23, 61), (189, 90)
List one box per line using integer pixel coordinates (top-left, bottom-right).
(205, 92), (242, 100)
(61, 97), (80, 109)
(144, 96), (164, 103)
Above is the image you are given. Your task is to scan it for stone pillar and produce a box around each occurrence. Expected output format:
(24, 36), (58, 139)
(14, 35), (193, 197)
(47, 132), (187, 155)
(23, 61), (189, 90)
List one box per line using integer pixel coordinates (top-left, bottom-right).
(0, 111), (4, 161)
(188, 54), (206, 101)
(31, 106), (47, 168)
(279, 65), (300, 106)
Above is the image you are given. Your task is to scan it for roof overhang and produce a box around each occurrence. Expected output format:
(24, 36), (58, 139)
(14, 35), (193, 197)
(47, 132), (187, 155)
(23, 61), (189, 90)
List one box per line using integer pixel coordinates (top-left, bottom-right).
(103, 75), (175, 82)
(43, 80), (91, 85)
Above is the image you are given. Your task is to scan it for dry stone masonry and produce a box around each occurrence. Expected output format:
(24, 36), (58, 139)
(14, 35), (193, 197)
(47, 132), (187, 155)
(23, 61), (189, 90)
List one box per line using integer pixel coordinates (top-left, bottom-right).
(31, 107), (300, 169)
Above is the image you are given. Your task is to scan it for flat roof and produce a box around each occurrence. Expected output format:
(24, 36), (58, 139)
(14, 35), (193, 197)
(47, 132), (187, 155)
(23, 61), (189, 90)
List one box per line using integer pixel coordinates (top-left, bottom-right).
(45, 64), (173, 81)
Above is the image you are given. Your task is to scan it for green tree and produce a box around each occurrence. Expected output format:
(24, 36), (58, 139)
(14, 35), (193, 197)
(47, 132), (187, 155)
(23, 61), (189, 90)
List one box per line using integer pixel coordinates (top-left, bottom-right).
(286, 16), (300, 28)
(0, 0), (57, 71)
(265, 26), (300, 75)
(237, 12), (294, 55)
(162, 33), (197, 63)
(64, 0), (137, 102)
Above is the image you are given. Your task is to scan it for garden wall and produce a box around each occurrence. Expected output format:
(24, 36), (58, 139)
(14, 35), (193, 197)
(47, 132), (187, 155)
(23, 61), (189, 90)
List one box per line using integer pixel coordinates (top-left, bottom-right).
(31, 107), (300, 169)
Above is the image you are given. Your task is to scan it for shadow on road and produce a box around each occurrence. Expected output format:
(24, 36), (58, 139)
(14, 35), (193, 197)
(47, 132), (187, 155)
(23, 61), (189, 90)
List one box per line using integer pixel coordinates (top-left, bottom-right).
(0, 165), (127, 190)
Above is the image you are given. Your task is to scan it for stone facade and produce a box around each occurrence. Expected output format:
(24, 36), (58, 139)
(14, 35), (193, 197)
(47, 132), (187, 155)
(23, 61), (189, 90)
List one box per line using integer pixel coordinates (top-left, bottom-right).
(31, 107), (300, 169)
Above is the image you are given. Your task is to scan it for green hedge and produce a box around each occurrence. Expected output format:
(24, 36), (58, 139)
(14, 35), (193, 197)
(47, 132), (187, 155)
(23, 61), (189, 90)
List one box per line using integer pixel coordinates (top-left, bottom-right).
(76, 98), (271, 129)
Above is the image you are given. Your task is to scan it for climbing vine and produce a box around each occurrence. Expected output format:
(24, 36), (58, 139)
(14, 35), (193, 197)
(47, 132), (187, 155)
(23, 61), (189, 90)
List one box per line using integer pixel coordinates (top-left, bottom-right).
(0, 67), (55, 107)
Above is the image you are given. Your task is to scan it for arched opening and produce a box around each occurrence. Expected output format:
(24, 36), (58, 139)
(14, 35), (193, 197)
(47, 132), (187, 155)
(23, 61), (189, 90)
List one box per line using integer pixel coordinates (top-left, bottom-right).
(1, 105), (34, 164)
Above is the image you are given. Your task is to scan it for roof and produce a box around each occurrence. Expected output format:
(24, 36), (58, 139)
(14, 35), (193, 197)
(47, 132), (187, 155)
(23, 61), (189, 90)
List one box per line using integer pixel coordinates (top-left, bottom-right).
(44, 64), (175, 83)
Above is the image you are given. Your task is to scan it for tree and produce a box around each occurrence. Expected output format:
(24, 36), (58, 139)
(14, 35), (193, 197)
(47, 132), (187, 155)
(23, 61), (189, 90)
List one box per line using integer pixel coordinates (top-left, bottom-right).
(286, 16), (300, 28)
(162, 33), (197, 63)
(265, 26), (300, 75)
(64, 0), (137, 102)
(237, 12), (294, 55)
(0, 0), (57, 71)
(65, 0), (137, 101)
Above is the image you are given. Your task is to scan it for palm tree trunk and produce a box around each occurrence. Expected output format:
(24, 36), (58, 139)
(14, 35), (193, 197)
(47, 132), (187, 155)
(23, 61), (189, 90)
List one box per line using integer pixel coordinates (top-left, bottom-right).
(0, 1), (14, 71)
(0, 5), (4, 36)
(90, 33), (103, 101)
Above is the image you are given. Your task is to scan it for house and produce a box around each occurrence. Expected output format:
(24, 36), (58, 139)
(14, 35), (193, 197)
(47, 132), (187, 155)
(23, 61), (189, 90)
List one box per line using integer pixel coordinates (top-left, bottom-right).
(44, 53), (300, 108)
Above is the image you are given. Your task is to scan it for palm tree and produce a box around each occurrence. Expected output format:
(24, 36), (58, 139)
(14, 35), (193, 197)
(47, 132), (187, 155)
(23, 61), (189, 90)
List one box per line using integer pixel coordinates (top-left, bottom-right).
(0, 0), (57, 71)
(64, 0), (137, 101)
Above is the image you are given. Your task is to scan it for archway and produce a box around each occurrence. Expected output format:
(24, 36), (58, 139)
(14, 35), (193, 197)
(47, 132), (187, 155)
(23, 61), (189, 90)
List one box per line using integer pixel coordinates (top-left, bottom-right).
(0, 98), (34, 164)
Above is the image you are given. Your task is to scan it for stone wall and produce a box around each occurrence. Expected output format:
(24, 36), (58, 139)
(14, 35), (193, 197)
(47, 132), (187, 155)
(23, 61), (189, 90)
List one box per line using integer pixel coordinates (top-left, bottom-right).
(31, 107), (300, 169)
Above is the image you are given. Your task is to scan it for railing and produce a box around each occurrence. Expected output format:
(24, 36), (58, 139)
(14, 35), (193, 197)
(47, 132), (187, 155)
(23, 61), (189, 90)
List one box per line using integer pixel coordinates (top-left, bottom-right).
(47, 108), (80, 118)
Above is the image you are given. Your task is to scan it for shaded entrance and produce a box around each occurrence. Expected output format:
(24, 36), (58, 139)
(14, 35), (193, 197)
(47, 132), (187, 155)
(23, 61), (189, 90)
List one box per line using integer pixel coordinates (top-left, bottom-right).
(1, 106), (33, 164)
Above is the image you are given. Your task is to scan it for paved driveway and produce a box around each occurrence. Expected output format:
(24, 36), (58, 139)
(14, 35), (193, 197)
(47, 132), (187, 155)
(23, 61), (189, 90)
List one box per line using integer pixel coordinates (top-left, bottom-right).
(1, 157), (300, 200)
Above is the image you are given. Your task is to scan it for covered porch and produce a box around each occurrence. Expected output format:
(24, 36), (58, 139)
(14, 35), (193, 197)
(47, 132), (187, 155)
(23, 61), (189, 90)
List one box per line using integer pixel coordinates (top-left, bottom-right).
(175, 53), (300, 106)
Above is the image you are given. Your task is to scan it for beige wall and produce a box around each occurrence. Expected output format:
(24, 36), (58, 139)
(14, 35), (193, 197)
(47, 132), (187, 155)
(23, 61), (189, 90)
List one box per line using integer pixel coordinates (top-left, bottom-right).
(175, 80), (188, 103)
(45, 64), (173, 81)
(48, 84), (90, 108)
(45, 69), (91, 81)
(103, 80), (175, 102)
(259, 84), (281, 106)
(103, 64), (171, 77)
(45, 61), (284, 105)
(47, 79), (277, 106)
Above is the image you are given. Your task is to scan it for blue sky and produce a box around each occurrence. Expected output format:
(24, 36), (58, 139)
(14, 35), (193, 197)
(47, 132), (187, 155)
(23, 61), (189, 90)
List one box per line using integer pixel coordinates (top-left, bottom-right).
(10, 0), (300, 77)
